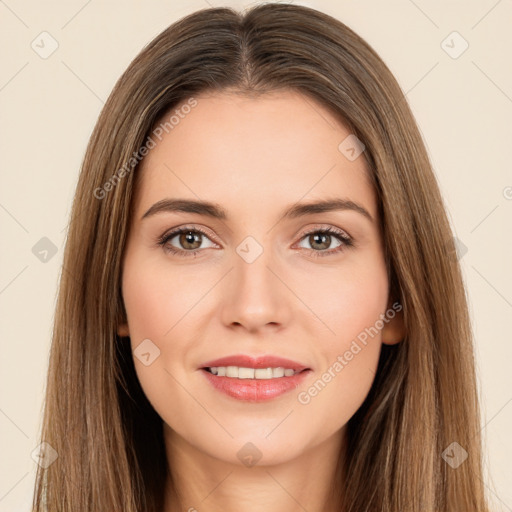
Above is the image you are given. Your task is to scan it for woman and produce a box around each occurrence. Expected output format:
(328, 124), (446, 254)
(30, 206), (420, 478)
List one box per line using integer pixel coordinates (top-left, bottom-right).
(32, 3), (490, 511)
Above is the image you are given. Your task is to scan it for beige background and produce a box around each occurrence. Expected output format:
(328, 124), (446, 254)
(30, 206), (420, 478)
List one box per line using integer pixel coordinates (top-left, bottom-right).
(1, 0), (511, 510)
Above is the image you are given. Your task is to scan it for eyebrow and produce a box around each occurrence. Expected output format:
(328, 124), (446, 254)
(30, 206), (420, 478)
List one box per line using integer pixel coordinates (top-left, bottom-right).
(141, 197), (373, 223)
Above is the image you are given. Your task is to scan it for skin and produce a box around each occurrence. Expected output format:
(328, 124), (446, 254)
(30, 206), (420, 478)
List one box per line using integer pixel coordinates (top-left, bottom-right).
(118, 89), (405, 512)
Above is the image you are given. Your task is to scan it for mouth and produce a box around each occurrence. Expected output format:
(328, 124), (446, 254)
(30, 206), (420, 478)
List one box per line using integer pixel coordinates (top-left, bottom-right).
(199, 354), (312, 401)
(200, 354), (310, 376)
(202, 366), (305, 379)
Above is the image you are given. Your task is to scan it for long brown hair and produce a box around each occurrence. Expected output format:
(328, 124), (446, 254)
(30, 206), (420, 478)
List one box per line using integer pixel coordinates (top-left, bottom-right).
(33, 4), (489, 511)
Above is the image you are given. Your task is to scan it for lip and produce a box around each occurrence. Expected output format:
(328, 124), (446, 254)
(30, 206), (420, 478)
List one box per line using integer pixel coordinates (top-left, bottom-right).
(200, 354), (310, 372)
(201, 368), (311, 402)
(199, 354), (312, 402)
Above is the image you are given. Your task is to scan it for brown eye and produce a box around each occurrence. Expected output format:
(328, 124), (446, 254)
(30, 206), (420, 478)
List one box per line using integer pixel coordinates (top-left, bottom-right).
(157, 226), (218, 257)
(308, 232), (335, 251)
(296, 227), (353, 258)
(178, 231), (202, 250)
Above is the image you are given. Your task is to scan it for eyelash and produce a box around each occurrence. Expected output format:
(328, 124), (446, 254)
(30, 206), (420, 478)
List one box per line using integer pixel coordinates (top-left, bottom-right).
(156, 225), (354, 259)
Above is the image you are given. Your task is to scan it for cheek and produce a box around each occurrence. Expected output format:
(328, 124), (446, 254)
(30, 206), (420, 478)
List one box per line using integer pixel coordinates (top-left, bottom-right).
(291, 255), (388, 424)
(121, 254), (197, 421)
(293, 250), (389, 347)
(121, 252), (200, 342)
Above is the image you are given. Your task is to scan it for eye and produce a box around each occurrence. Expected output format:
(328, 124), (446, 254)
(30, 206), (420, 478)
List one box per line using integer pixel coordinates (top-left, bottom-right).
(157, 225), (218, 257)
(157, 224), (353, 259)
(295, 226), (353, 258)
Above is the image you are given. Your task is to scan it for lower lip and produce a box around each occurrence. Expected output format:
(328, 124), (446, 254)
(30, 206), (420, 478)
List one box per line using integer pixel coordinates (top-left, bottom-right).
(201, 369), (311, 402)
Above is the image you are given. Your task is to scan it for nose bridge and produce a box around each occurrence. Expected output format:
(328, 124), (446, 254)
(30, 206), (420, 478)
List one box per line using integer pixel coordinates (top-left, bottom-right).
(220, 237), (289, 331)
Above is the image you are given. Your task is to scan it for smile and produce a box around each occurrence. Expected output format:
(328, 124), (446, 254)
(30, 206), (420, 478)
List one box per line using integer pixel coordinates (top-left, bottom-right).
(199, 354), (312, 402)
(206, 366), (299, 379)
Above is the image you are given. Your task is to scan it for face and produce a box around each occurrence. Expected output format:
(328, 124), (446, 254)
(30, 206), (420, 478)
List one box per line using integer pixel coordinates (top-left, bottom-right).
(118, 89), (404, 467)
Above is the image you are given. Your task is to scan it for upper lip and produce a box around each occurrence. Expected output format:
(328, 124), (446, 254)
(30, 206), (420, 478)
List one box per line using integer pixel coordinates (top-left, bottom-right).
(200, 354), (310, 372)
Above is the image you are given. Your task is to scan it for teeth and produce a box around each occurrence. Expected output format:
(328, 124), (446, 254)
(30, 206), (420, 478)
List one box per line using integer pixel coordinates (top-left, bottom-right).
(255, 368), (273, 379)
(208, 366), (299, 379)
(238, 367), (255, 379)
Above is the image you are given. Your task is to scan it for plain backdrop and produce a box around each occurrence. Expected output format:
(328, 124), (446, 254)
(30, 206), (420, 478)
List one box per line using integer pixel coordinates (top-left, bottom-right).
(1, 0), (511, 510)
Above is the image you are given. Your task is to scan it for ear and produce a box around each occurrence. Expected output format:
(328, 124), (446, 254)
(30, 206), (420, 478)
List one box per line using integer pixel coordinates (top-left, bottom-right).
(117, 322), (130, 337)
(116, 302), (130, 338)
(116, 308), (130, 337)
(381, 301), (406, 345)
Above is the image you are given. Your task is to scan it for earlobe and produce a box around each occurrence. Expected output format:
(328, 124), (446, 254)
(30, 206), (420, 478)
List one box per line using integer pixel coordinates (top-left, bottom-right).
(116, 304), (130, 337)
(117, 323), (130, 338)
(381, 305), (406, 345)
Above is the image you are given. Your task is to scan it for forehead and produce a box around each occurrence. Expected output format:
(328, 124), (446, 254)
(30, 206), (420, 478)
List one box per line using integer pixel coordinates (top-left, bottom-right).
(134, 89), (376, 220)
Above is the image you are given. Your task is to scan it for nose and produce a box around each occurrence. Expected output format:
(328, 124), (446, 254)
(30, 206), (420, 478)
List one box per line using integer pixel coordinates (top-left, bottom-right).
(220, 246), (291, 333)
